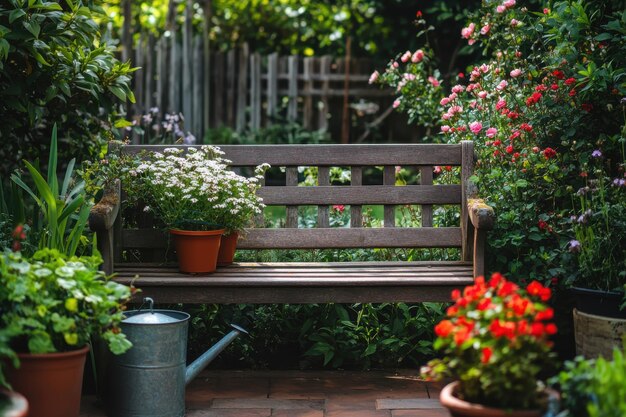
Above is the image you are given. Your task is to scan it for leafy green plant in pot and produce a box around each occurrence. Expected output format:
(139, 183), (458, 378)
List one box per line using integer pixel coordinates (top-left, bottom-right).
(0, 248), (132, 417)
(565, 138), (626, 357)
(566, 140), (626, 319)
(550, 343), (626, 417)
(129, 146), (268, 273)
(422, 273), (558, 417)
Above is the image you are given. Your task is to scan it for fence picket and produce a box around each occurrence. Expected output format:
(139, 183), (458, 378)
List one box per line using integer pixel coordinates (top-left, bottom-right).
(266, 52), (278, 122)
(287, 55), (298, 121)
(236, 43), (249, 132)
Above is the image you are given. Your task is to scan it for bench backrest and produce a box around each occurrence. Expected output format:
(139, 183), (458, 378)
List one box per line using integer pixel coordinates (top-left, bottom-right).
(116, 142), (475, 261)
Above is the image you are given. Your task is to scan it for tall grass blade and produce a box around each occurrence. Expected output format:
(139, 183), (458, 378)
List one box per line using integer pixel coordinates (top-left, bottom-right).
(61, 158), (76, 197)
(47, 124), (59, 197)
(67, 203), (91, 256)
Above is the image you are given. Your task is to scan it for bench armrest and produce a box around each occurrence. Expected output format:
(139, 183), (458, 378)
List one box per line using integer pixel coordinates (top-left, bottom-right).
(89, 180), (121, 232)
(467, 198), (495, 231)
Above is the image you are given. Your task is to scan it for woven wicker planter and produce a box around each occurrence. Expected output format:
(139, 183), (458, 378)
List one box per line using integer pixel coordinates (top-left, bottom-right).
(573, 308), (626, 359)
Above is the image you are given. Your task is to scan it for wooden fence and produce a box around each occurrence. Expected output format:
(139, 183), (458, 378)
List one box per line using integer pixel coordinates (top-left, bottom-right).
(129, 35), (396, 141)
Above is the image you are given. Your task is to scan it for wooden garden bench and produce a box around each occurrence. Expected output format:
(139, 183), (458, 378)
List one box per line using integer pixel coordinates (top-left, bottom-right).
(89, 142), (494, 304)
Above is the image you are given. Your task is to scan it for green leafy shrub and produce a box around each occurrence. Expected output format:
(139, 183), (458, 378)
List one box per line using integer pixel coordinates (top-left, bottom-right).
(184, 302), (444, 370)
(551, 345), (626, 417)
(0, 0), (135, 176)
(0, 248), (133, 387)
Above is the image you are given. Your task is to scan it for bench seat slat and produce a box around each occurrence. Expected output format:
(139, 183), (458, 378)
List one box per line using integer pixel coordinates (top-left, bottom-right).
(123, 144), (462, 166)
(122, 227), (462, 249)
(112, 262), (470, 303)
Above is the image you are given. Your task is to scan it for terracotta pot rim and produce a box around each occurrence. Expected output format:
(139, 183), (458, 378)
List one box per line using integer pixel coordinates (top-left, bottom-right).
(440, 381), (544, 417)
(16, 344), (90, 360)
(169, 228), (225, 236)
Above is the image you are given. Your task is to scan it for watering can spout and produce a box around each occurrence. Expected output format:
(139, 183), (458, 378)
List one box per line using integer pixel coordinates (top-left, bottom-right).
(185, 324), (248, 385)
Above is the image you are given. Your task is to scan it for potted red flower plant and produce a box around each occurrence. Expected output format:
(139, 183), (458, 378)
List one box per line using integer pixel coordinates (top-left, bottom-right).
(422, 273), (558, 416)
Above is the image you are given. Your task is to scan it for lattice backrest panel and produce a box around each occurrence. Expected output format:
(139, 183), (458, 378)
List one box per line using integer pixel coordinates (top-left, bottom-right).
(119, 143), (473, 252)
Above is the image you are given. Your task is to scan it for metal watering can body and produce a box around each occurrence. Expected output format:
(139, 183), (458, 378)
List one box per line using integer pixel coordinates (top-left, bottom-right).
(105, 298), (246, 417)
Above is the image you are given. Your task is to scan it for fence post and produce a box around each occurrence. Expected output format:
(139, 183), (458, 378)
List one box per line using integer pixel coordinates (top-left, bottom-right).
(318, 56), (331, 131)
(249, 52), (261, 130)
(303, 57), (314, 130)
(287, 55), (299, 122)
(266, 52), (278, 123)
(226, 49), (236, 127)
(193, 35), (203, 139)
(182, 0), (193, 131)
(236, 43), (249, 132)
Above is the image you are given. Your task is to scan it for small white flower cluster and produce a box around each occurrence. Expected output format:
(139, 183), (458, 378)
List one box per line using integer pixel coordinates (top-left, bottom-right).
(133, 146), (269, 231)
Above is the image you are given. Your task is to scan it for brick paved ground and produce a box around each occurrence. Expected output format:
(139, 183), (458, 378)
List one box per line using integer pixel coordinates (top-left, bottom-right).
(80, 369), (449, 417)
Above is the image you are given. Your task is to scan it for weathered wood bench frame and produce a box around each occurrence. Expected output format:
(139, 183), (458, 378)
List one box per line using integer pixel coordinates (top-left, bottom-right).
(89, 141), (494, 304)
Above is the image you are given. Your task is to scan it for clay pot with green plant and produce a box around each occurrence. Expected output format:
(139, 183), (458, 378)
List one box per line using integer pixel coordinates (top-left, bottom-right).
(0, 248), (133, 417)
(422, 273), (558, 416)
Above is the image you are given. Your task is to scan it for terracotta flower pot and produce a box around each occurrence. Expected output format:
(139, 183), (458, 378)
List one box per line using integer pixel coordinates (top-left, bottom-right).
(5, 345), (89, 417)
(439, 381), (548, 417)
(0, 389), (29, 417)
(217, 232), (239, 266)
(170, 229), (225, 273)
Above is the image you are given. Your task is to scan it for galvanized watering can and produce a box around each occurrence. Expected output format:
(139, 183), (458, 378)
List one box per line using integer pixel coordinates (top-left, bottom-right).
(104, 298), (247, 417)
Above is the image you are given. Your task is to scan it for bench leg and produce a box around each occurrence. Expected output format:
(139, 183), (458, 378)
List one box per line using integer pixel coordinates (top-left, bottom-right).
(473, 229), (486, 278)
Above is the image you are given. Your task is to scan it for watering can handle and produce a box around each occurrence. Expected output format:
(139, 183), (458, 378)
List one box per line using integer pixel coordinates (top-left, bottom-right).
(137, 297), (155, 314)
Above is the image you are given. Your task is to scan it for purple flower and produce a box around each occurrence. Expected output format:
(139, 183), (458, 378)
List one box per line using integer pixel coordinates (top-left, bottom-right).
(568, 240), (581, 253)
(591, 150), (602, 158)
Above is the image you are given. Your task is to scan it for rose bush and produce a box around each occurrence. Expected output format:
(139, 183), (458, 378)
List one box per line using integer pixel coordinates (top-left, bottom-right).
(372, 0), (626, 288)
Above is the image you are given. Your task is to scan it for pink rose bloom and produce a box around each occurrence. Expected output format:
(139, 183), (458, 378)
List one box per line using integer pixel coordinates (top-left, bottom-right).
(440, 97), (451, 106)
(428, 76), (440, 87)
(486, 127), (498, 138)
(469, 121), (483, 134)
(496, 5), (506, 13)
(450, 105), (463, 114)
(480, 64), (490, 73)
(510, 19), (520, 27)
(496, 80), (508, 91)
(434, 166), (442, 174)
(368, 70), (379, 84)
(452, 85), (465, 94)
(449, 92), (458, 101)
(478, 91), (488, 99)
(412, 49), (425, 63)
(468, 39), (476, 45)
(401, 51), (412, 63)
(461, 23), (476, 39)
(480, 25), (490, 35)
(403, 73), (416, 81)
(496, 99), (507, 110)
(442, 113), (451, 120)
(393, 99), (401, 108)
(510, 68), (522, 78)
(504, 0), (516, 8)
(441, 125), (451, 133)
